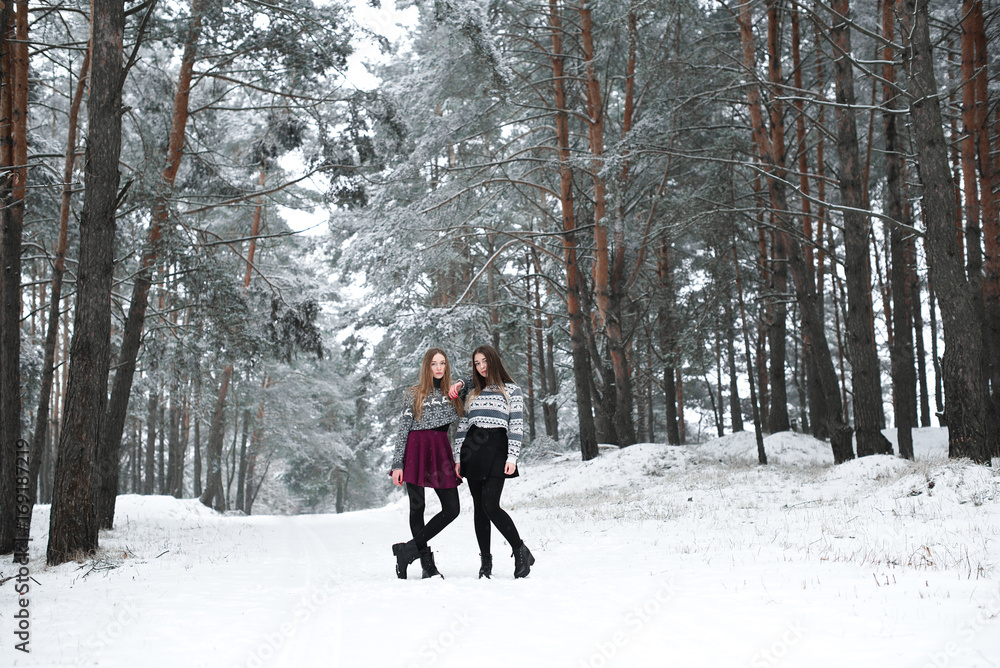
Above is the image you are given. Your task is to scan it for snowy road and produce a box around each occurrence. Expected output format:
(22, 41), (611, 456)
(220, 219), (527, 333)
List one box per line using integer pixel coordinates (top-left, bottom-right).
(3, 431), (999, 668)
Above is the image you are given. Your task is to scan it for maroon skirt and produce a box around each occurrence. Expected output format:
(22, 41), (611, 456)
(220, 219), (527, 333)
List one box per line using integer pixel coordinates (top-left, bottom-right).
(402, 429), (461, 488)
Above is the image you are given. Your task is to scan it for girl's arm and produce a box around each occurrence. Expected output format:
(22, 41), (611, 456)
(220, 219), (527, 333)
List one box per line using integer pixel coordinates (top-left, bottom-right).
(454, 413), (470, 459)
(390, 390), (415, 470)
(506, 384), (524, 464)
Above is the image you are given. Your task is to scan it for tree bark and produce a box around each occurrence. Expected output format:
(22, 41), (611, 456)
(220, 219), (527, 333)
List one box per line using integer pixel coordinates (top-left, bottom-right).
(910, 251), (932, 427)
(579, 2), (636, 446)
(531, 251), (557, 439)
(168, 381), (183, 497)
(737, 0), (853, 461)
(971, 0), (1000, 456)
(657, 242), (681, 445)
(791, 7), (826, 441)
(28, 45), (90, 516)
(548, 0), (597, 460)
(734, 245), (767, 464)
(765, 0), (789, 434)
(98, 0), (205, 528)
(0, 0), (28, 556)
(829, 0), (891, 456)
(928, 272), (944, 421)
(235, 409), (249, 512)
(884, 0), (915, 459)
(193, 364), (203, 496)
(157, 400), (166, 494)
(898, 0), (990, 462)
(46, 0), (124, 565)
(200, 365), (232, 511)
(726, 310), (744, 432)
(143, 391), (157, 494)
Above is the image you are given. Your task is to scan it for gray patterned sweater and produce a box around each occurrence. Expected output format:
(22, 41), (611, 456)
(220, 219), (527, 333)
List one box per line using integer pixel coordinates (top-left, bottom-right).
(455, 382), (524, 464)
(391, 387), (461, 470)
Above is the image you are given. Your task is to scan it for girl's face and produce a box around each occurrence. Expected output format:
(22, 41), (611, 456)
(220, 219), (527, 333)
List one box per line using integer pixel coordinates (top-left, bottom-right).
(474, 353), (488, 378)
(430, 353), (448, 379)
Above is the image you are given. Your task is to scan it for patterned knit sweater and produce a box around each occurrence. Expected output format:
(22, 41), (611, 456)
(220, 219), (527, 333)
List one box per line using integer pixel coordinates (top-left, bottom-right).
(454, 382), (524, 464)
(391, 386), (461, 470)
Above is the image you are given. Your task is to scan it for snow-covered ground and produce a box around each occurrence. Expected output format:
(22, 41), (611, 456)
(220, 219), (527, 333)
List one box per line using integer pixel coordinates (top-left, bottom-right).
(3, 428), (999, 668)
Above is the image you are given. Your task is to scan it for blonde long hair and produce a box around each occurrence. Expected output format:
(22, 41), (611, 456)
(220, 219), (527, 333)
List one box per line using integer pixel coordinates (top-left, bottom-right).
(410, 348), (463, 420)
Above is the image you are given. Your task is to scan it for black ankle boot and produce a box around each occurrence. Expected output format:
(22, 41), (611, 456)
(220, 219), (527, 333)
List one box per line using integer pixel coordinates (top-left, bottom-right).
(513, 543), (535, 579)
(479, 553), (493, 579)
(392, 540), (420, 579)
(419, 546), (442, 578)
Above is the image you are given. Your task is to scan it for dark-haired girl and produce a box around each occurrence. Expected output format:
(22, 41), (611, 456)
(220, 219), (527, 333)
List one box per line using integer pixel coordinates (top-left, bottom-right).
(449, 345), (535, 579)
(390, 348), (464, 579)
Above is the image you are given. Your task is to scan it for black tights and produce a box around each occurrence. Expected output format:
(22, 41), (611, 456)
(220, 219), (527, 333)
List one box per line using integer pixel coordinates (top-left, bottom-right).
(466, 477), (521, 556)
(406, 484), (460, 550)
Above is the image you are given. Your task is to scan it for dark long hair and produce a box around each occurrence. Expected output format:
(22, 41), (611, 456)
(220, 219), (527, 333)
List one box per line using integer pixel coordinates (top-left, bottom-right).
(469, 345), (515, 402)
(410, 348), (463, 420)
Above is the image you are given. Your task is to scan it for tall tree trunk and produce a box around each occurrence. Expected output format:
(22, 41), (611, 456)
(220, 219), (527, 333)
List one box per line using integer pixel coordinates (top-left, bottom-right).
(97, 0), (205, 528)
(727, 310), (744, 433)
(168, 381), (183, 497)
(545, 317), (559, 439)
(791, 7), (826, 441)
(200, 365), (232, 511)
(734, 245), (767, 464)
(235, 409), (249, 512)
(531, 251), (556, 439)
(910, 250), (932, 427)
(28, 46), (90, 515)
(928, 272), (943, 421)
(960, 0), (983, 318)
(830, 0), (892, 456)
(676, 370), (686, 443)
(814, 13), (828, 312)
(883, 0), (916, 460)
(548, 0), (597, 460)
(971, 0), (1000, 456)
(947, 44), (965, 260)
(144, 391), (157, 495)
(706, 371), (723, 438)
(46, 0), (124, 565)
(738, 0), (854, 461)
(898, 0), (990, 462)
(193, 350), (203, 496)
(756, 191), (770, 430)
(765, 0), (789, 434)
(658, 242), (681, 445)
(957, 2), (992, 451)
(579, 2), (636, 446)
(0, 1), (24, 555)
(157, 400), (166, 494)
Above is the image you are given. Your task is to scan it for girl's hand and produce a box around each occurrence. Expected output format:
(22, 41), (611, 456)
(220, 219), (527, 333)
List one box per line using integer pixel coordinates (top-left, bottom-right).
(448, 381), (463, 399)
(504, 462), (516, 476)
(391, 469), (403, 486)
(454, 463), (462, 479)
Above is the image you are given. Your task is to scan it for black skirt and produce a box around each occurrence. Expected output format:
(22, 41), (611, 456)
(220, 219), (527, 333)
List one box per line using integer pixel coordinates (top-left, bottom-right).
(459, 425), (519, 480)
